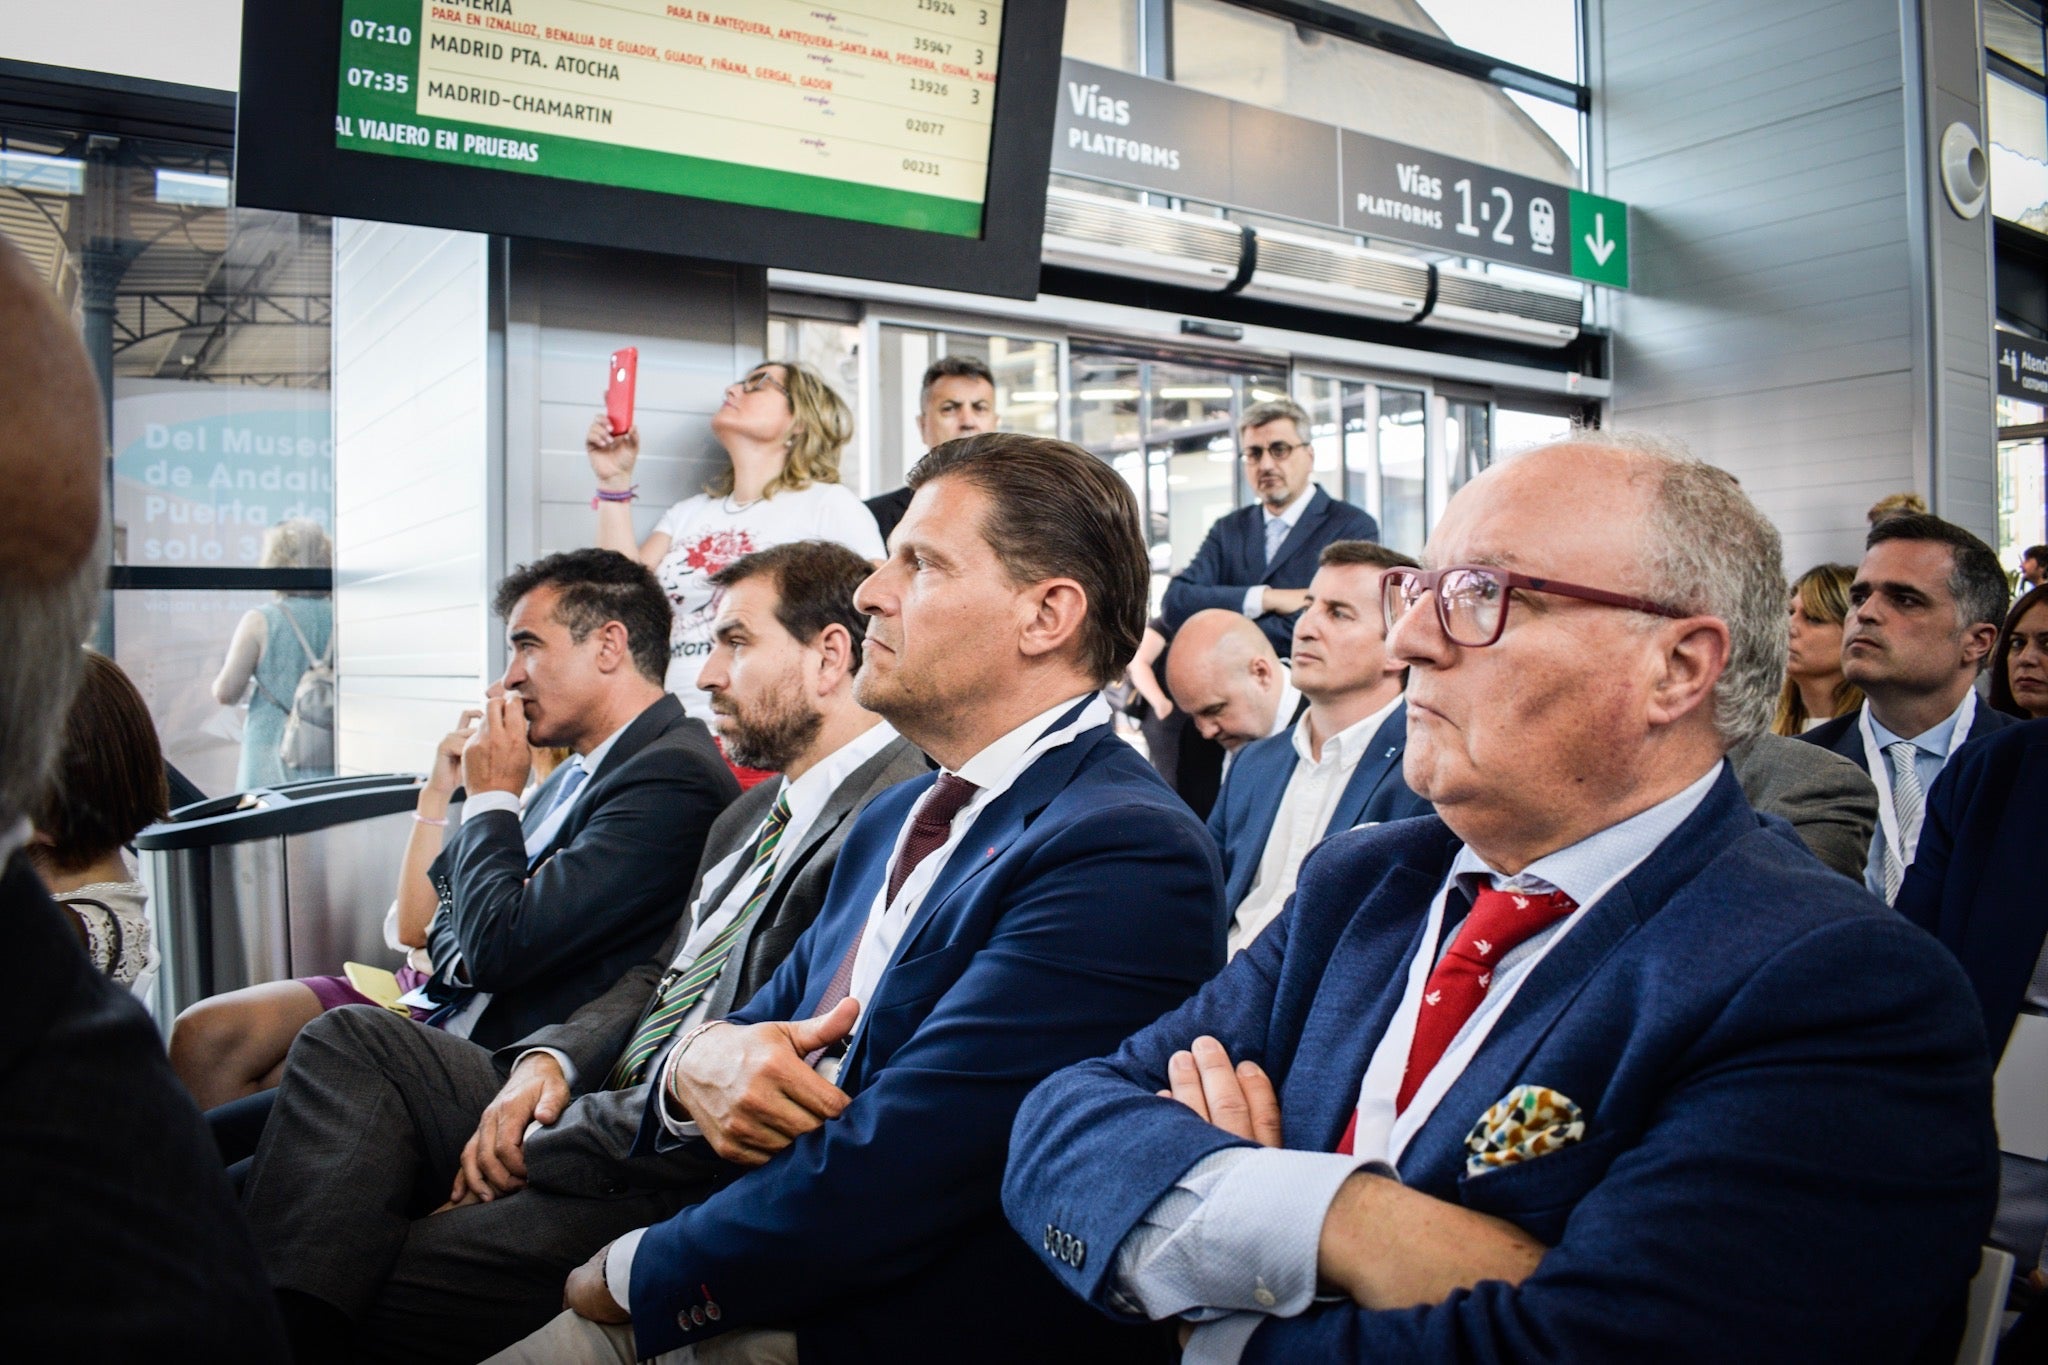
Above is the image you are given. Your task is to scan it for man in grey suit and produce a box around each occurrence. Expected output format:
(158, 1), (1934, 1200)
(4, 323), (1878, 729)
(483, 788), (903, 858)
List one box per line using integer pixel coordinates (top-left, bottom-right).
(243, 541), (927, 1365)
(1727, 731), (1879, 880)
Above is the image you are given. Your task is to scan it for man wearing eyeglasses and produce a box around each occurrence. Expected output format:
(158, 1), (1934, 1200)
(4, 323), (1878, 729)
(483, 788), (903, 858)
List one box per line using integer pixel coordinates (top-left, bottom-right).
(1005, 433), (1995, 1363)
(1161, 399), (1381, 662)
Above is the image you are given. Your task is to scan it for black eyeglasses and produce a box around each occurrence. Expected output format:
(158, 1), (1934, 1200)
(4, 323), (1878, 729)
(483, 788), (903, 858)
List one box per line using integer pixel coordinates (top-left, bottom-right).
(736, 370), (789, 398)
(1381, 564), (1688, 648)
(1241, 440), (1309, 464)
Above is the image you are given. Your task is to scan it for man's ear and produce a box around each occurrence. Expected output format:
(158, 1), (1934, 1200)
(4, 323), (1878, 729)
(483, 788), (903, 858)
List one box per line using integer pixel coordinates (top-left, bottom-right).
(593, 620), (633, 674)
(1644, 616), (1731, 730)
(1018, 578), (1089, 663)
(1961, 621), (1999, 671)
(812, 622), (857, 695)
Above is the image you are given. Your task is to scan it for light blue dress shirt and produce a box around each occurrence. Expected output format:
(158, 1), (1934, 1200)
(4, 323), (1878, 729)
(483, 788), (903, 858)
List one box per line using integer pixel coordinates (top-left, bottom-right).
(1110, 763), (1725, 1363)
(1859, 698), (1970, 899)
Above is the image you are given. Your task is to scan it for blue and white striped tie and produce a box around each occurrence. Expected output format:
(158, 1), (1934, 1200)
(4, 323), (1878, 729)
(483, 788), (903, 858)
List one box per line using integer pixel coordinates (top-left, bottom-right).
(1879, 740), (1923, 905)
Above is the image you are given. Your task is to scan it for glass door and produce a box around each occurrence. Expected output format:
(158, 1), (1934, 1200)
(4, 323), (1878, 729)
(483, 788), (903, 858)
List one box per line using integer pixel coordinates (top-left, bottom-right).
(1067, 346), (1289, 604)
(1295, 371), (1441, 558)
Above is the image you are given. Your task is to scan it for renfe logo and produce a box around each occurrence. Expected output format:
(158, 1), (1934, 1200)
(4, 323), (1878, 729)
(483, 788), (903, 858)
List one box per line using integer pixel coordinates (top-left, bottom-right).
(1067, 82), (1130, 126)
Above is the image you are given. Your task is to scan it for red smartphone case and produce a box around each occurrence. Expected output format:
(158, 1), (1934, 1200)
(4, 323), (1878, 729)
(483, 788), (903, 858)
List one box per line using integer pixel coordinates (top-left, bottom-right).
(606, 347), (638, 435)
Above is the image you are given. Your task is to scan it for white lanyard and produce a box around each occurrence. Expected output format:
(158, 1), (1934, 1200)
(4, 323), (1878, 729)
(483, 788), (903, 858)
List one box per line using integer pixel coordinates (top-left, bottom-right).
(1858, 692), (1974, 871)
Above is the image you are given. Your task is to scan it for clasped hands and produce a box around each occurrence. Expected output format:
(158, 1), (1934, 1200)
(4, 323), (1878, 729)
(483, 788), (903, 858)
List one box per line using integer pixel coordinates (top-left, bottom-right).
(1157, 1035), (1545, 1313)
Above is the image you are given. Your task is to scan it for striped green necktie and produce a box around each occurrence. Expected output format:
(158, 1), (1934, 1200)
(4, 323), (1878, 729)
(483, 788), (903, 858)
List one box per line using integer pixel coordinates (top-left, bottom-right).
(606, 791), (793, 1089)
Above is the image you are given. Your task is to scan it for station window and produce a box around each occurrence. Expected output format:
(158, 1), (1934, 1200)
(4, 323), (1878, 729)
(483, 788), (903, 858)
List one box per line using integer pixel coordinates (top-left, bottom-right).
(1998, 394), (2048, 575)
(874, 325), (1061, 495)
(1, 114), (334, 799)
(1064, 0), (1141, 73)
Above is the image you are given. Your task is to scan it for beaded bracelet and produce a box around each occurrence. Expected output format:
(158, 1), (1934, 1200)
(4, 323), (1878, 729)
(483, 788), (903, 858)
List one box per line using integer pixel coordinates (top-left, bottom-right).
(591, 485), (638, 509)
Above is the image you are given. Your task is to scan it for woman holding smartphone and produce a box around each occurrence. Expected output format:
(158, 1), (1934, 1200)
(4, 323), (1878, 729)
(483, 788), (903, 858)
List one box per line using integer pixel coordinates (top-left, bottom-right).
(586, 360), (882, 738)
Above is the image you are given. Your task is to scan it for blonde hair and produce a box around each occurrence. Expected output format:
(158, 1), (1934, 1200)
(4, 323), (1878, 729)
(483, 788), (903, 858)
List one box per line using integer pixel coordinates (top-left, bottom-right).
(1867, 490), (1927, 525)
(707, 360), (853, 499)
(260, 518), (332, 596)
(1771, 563), (1863, 735)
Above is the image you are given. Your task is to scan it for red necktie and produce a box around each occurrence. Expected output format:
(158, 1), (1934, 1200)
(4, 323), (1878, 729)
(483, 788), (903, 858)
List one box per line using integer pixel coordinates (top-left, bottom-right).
(1335, 884), (1578, 1153)
(804, 773), (979, 1062)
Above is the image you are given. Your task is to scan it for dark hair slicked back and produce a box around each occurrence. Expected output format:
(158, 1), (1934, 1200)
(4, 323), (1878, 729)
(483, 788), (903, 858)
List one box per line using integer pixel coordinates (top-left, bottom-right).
(709, 540), (874, 673)
(1865, 512), (2010, 633)
(493, 548), (673, 683)
(907, 433), (1147, 686)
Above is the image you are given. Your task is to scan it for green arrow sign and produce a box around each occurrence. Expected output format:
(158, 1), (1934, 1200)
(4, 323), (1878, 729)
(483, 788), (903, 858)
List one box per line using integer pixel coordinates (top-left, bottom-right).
(1570, 190), (1630, 289)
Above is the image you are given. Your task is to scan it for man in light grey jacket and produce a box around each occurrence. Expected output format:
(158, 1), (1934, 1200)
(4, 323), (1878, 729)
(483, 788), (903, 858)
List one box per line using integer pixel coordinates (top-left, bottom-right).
(1728, 731), (1879, 880)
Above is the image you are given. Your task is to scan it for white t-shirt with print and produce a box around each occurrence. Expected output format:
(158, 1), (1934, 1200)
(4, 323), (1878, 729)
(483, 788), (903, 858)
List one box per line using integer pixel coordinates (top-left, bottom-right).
(651, 482), (885, 719)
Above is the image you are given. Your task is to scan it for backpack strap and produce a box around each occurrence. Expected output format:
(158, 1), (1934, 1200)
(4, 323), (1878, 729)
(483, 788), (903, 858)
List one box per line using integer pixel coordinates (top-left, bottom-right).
(275, 600), (329, 667)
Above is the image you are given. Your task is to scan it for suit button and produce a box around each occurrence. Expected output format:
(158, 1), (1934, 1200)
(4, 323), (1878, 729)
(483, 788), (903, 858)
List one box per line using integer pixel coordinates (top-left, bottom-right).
(677, 1310), (691, 1330)
(1254, 1287), (1277, 1308)
(601, 1179), (626, 1196)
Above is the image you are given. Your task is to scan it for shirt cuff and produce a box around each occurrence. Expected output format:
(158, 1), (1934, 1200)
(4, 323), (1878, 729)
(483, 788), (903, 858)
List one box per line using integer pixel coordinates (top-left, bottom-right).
(513, 1046), (577, 1090)
(462, 790), (521, 821)
(1184, 1313), (1264, 1365)
(605, 1227), (646, 1313)
(1242, 585), (1267, 617)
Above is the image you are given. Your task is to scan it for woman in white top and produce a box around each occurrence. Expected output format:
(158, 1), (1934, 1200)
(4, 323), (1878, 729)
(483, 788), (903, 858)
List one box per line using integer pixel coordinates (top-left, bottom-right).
(586, 359), (883, 726)
(28, 650), (169, 998)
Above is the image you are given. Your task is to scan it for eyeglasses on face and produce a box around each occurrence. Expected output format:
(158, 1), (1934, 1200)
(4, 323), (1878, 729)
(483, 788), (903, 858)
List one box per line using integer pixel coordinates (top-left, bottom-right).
(1241, 439), (1309, 464)
(737, 370), (789, 398)
(1380, 564), (1688, 648)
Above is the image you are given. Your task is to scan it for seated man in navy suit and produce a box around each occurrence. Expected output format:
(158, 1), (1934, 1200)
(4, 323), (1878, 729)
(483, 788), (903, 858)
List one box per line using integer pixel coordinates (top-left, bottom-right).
(1797, 512), (2015, 904)
(1208, 541), (1429, 956)
(1162, 398), (1381, 661)
(1005, 432), (1998, 1363)
(489, 432), (1224, 1364)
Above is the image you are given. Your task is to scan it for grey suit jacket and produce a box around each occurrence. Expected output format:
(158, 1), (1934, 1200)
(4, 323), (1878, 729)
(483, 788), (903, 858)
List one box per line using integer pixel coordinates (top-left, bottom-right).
(1728, 732), (1879, 881)
(502, 732), (930, 1196)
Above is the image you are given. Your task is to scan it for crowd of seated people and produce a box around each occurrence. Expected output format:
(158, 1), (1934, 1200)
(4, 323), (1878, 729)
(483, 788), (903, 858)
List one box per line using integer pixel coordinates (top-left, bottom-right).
(13, 227), (2048, 1364)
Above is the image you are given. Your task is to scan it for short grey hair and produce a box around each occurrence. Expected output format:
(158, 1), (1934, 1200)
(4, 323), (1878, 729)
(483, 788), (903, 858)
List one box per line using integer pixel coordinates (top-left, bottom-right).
(1545, 429), (1786, 747)
(0, 554), (101, 824)
(1239, 398), (1310, 435)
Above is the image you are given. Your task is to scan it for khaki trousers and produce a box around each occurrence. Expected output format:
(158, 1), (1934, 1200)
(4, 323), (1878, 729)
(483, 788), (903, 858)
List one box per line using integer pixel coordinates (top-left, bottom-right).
(481, 1311), (798, 1365)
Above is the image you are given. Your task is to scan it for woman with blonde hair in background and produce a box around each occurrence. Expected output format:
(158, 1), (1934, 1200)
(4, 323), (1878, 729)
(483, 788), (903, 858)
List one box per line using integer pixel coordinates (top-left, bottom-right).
(213, 518), (334, 789)
(585, 360), (882, 782)
(1774, 562), (1864, 735)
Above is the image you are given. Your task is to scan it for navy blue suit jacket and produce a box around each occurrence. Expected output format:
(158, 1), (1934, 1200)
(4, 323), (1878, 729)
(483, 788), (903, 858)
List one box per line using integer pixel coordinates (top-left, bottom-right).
(1004, 767), (1997, 1362)
(425, 693), (738, 1048)
(1797, 700), (2019, 774)
(1208, 704), (1428, 914)
(625, 719), (1224, 1361)
(1161, 486), (1381, 657)
(1897, 719), (2048, 1059)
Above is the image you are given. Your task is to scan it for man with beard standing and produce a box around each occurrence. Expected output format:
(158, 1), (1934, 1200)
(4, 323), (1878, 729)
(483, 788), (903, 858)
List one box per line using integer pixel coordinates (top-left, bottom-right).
(241, 541), (926, 1365)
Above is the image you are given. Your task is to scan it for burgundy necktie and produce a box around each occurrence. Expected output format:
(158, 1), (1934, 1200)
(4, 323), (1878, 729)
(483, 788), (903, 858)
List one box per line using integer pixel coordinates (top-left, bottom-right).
(1336, 884), (1578, 1154)
(804, 773), (979, 1060)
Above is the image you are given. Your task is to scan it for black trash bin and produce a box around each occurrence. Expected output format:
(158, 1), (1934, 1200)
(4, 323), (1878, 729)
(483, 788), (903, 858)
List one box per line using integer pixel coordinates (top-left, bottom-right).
(136, 773), (429, 1019)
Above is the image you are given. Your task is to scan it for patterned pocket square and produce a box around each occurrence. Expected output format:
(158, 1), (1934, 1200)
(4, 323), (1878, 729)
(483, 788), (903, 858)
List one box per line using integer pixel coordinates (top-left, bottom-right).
(1465, 1083), (1586, 1178)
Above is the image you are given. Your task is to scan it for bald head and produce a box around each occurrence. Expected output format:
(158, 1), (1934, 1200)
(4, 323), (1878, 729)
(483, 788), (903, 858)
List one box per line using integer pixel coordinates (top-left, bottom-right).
(0, 237), (103, 586)
(0, 235), (106, 825)
(1166, 609), (1287, 751)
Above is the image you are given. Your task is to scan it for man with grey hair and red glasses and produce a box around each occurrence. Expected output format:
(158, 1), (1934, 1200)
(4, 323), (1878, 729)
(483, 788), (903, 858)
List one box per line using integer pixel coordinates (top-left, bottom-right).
(1005, 433), (1997, 1363)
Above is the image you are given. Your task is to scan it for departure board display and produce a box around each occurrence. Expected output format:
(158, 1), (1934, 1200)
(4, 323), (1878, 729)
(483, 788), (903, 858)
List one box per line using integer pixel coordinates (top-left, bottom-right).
(333, 0), (1005, 238)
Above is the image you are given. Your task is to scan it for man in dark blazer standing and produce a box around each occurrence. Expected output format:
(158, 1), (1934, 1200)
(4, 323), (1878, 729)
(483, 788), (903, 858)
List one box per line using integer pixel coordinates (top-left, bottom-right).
(1162, 397), (1381, 660)
(1797, 513), (2015, 904)
(1005, 435), (1996, 1363)
(242, 542), (923, 1364)
(409, 548), (738, 1049)
(490, 434), (1222, 1364)
(0, 234), (285, 1358)
(1209, 542), (1429, 956)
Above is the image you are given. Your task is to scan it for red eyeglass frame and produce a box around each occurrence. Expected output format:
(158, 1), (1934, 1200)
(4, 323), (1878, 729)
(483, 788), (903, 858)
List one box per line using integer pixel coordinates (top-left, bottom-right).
(1381, 564), (1689, 647)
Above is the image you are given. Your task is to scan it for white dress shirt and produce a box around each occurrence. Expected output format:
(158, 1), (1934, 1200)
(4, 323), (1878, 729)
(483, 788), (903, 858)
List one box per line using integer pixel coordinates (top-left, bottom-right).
(1117, 761), (1726, 1363)
(1240, 491), (1315, 618)
(528, 721), (899, 1089)
(609, 696), (1109, 1312)
(1228, 693), (1404, 956)
(432, 721), (630, 1038)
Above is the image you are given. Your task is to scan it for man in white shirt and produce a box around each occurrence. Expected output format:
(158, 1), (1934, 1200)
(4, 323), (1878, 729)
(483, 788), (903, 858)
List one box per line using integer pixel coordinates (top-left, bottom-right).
(493, 433), (1224, 1365)
(1796, 512), (2017, 903)
(1164, 609), (1303, 758)
(240, 543), (917, 1365)
(1004, 432), (1997, 1363)
(1206, 542), (1429, 956)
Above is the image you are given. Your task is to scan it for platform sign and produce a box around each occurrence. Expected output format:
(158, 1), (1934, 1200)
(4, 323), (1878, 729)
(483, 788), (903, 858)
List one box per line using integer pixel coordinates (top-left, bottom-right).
(1998, 330), (2048, 401)
(1051, 59), (1631, 290)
